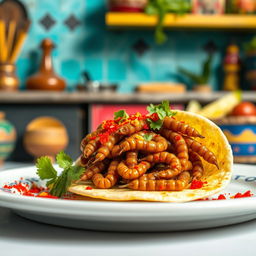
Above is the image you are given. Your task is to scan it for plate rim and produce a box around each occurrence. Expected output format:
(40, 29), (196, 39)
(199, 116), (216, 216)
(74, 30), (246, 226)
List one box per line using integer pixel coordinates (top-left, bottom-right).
(0, 164), (256, 218)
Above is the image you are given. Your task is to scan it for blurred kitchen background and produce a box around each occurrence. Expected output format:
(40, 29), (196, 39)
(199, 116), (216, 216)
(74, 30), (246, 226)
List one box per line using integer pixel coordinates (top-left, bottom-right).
(0, 0), (256, 165)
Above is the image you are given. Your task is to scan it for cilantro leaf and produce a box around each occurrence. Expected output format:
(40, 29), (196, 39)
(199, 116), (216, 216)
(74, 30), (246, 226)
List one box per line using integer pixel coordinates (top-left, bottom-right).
(147, 119), (163, 130)
(70, 165), (85, 181)
(56, 151), (73, 169)
(50, 170), (68, 198)
(143, 133), (154, 141)
(147, 104), (156, 114)
(147, 101), (175, 118)
(162, 100), (172, 116)
(36, 156), (57, 180)
(46, 178), (56, 188)
(114, 110), (129, 120)
(36, 152), (85, 198)
(146, 101), (176, 130)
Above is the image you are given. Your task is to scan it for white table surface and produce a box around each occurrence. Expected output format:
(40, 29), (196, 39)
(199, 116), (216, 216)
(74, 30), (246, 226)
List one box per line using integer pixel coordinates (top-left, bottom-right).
(1, 162), (256, 256)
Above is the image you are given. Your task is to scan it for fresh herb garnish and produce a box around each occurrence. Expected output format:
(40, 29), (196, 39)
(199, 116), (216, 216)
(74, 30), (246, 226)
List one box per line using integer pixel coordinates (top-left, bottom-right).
(36, 152), (85, 198)
(147, 119), (163, 130)
(143, 133), (154, 141)
(147, 100), (176, 130)
(114, 109), (129, 122)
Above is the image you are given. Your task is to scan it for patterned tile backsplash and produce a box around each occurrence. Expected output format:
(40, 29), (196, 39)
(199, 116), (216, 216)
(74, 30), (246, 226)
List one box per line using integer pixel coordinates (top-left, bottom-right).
(12, 0), (255, 92)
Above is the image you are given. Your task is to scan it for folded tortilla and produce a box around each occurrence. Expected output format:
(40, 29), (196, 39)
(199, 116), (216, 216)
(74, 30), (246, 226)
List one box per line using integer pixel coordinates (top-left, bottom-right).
(69, 110), (233, 202)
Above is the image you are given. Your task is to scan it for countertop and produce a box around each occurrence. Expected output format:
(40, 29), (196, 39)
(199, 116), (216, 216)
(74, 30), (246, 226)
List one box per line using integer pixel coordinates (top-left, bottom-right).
(0, 91), (256, 104)
(0, 163), (256, 256)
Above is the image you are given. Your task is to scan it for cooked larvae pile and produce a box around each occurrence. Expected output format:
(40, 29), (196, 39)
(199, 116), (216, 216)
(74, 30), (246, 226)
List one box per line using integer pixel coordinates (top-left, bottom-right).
(79, 107), (218, 191)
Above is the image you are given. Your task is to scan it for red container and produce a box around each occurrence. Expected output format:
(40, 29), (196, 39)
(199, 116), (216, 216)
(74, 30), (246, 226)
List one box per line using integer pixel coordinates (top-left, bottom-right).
(108, 0), (148, 12)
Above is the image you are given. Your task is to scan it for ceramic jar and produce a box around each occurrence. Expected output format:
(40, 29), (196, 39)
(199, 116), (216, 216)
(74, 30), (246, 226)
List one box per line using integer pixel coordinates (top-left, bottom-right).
(24, 117), (68, 162)
(0, 112), (16, 165)
(0, 64), (19, 91)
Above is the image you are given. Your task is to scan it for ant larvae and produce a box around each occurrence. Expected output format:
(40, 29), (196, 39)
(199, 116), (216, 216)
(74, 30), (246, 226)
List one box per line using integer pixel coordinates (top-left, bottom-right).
(163, 117), (204, 138)
(185, 137), (219, 169)
(160, 129), (190, 170)
(141, 152), (181, 171)
(117, 119), (148, 135)
(189, 151), (204, 179)
(92, 159), (120, 189)
(117, 160), (151, 180)
(93, 134), (122, 163)
(112, 133), (168, 156)
(83, 137), (100, 158)
(128, 171), (191, 191)
(125, 151), (138, 168)
(80, 127), (103, 151)
(80, 160), (108, 181)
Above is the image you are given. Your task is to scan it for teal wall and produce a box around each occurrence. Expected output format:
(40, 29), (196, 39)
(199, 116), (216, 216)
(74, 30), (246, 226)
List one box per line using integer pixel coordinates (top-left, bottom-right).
(13, 0), (254, 91)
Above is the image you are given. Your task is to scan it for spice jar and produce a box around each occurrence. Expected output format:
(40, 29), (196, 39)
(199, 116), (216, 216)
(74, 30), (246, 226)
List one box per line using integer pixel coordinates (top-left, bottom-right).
(0, 64), (19, 91)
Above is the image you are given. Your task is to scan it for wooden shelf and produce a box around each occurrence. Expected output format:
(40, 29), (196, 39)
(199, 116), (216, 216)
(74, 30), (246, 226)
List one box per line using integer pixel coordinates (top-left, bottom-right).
(106, 12), (256, 29)
(0, 91), (255, 104)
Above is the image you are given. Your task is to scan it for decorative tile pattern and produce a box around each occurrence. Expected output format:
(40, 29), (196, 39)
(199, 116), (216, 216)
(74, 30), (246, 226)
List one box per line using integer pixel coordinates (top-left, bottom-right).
(132, 39), (150, 56)
(16, 0), (255, 92)
(39, 13), (56, 31)
(203, 41), (217, 54)
(64, 14), (81, 31)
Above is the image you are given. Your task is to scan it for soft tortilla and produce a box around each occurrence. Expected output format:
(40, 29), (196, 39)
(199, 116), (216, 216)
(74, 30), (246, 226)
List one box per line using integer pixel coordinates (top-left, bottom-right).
(69, 110), (233, 202)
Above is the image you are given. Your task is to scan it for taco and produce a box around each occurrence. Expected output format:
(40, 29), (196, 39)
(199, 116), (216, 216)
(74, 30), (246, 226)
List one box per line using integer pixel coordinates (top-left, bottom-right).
(69, 104), (233, 202)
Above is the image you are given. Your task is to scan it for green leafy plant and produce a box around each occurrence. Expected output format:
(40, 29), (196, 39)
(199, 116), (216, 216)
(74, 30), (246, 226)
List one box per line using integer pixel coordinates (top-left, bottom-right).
(114, 109), (129, 122)
(145, 0), (191, 44)
(36, 151), (85, 198)
(244, 36), (256, 53)
(179, 54), (213, 86)
(147, 100), (176, 130)
(143, 133), (154, 141)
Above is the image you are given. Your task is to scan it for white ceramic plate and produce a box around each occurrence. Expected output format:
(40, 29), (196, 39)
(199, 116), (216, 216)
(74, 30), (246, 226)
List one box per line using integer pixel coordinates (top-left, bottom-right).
(0, 164), (256, 232)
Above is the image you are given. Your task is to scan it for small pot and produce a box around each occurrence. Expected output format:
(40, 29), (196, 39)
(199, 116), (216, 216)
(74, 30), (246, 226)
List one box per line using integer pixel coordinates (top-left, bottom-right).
(193, 84), (212, 93)
(77, 71), (118, 92)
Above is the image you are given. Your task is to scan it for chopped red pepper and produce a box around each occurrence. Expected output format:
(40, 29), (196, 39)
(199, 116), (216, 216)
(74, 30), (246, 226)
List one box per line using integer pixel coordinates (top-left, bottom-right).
(217, 194), (226, 200)
(86, 186), (93, 190)
(174, 135), (181, 141)
(190, 180), (204, 189)
(143, 124), (149, 130)
(99, 132), (110, 144)
(150, 113), (160, 122)
(233, 190), (253, 198)
(158, 185), (164, 191)
(154, 155), (159, 161)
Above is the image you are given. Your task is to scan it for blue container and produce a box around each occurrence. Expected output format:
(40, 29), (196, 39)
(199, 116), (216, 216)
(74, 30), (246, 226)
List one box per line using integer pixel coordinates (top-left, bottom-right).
(216, 117), (256, 163)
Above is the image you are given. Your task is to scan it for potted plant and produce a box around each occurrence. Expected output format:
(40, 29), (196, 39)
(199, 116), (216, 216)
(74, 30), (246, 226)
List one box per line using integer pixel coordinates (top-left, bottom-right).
(145, 0), (191, 44)
(179, 54), (213, 92)
(244, 36), (256, 90)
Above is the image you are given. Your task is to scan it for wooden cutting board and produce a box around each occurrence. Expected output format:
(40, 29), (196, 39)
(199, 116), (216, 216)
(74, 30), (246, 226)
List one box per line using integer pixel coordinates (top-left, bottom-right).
(136, 82), (186, 93)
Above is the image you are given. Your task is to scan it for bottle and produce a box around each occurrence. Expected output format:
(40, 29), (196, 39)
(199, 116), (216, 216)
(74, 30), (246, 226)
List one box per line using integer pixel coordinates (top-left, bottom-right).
(223, 44), (240, 91)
